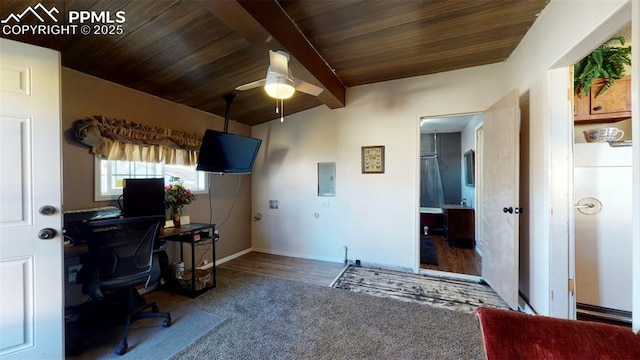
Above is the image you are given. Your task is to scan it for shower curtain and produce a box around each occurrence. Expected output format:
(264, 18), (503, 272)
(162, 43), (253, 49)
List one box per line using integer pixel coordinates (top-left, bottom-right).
(420, 156), (445, 208)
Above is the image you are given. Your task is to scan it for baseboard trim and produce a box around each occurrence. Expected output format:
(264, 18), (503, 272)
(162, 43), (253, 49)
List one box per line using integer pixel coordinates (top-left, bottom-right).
(215, 248), (253, 266)
(577, 303), (632, 324)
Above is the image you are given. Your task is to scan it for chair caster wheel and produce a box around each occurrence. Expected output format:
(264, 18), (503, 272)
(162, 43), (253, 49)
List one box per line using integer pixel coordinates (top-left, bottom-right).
(115, 341), (128, 356)
(162, 317), (171, 328)
(151, 304), (159, 312)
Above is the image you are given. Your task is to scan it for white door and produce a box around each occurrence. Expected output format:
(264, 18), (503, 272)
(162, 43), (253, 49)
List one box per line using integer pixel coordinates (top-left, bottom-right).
(0, 38), (63, 358)
(481, 89), (520, 310)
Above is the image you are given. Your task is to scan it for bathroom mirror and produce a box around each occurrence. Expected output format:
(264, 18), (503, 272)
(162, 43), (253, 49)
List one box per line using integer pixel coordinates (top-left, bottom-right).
(464, 150), (475, 187)
(318, 162), (336, 196)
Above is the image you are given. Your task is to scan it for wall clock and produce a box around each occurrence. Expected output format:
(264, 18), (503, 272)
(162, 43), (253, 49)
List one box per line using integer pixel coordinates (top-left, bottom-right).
(361, 145), (385, 174)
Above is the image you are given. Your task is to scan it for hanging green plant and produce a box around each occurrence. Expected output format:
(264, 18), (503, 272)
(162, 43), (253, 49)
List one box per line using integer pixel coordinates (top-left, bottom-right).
(574, 36), (631, 98)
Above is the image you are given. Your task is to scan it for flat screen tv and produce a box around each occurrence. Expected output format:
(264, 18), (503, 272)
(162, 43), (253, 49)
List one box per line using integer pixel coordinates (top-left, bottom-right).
(122, 178), (165, 218)
(196, 129), (262, 174)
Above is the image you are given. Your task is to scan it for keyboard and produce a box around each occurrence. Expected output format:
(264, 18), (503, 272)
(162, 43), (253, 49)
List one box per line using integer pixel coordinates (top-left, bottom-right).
(64, 206), (122, 223)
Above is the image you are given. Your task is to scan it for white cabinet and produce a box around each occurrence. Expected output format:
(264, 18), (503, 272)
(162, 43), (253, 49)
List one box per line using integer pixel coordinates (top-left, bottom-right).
(574, 143), (632, 312)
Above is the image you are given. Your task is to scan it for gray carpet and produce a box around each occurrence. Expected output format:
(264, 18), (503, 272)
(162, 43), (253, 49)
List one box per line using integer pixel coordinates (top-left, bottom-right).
(170, 267), (484, 360)
(333, 266), (509, 314)
(66, 293), (225, 360)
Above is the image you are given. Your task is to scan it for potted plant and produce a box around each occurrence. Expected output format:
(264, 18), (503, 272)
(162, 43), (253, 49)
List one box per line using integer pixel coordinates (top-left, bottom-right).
(165, 182), (195, 227)
(574, 36), (631, 98)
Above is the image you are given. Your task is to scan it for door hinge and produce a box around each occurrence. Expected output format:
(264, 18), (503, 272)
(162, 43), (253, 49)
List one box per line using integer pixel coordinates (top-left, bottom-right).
(568, 278), (575, 295)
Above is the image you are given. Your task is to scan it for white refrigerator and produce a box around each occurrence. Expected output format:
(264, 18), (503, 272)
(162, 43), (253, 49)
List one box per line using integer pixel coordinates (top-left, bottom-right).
(574, 143), (632, 312)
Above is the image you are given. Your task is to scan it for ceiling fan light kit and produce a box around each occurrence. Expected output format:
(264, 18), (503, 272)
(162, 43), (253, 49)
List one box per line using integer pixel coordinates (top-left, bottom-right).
(264, 68), (295, 99)
(236, 50), (323, 99)
(235, 50), (323, 122)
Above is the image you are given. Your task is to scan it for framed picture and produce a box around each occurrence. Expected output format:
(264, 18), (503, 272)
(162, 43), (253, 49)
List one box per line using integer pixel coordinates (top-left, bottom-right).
(361, 145), (385, 174)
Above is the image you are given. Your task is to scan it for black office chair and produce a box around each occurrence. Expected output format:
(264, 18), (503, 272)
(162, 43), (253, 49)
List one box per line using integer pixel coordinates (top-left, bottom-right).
(79, 215), (171, 356)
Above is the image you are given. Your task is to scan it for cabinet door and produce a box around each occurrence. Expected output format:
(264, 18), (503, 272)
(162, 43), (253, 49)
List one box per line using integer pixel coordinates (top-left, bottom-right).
(574, 76), (631, 123)
(590, 76), (631, 116)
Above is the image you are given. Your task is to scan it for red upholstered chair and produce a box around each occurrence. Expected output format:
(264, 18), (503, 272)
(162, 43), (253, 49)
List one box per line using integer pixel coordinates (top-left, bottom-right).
(475, 306), (640, 360)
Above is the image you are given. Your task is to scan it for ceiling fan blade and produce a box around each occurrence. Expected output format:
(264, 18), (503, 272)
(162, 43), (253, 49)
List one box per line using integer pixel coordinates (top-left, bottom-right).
(235, 79), (266, 91)
(269, 50), (289, 76)
(294, 79), (324, 96)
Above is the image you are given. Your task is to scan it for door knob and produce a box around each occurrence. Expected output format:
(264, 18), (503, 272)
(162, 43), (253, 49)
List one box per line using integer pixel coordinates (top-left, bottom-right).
(503, 207), (513, 214)
(575, 197), (602, 215)
(39, 205), (57, 215)
(573, 204), (594, 209)
(38, 228), (57, 240)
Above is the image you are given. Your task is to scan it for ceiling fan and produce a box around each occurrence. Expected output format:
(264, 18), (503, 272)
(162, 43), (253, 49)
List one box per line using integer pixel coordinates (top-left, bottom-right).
(235, 50), (323, 100)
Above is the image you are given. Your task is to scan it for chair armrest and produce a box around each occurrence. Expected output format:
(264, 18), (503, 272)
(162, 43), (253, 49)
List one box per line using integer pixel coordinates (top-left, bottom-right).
(475, 306), (640, 360)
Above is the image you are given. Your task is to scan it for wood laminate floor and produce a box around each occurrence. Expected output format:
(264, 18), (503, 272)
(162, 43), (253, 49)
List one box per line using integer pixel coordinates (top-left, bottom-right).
(419, 235), (482, 276)
(221, 240), (480, 287)
(218, 252), (346, 287)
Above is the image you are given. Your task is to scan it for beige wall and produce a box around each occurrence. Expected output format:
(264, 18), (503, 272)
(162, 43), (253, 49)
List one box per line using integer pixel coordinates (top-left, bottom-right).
(61, 68), (253, 261)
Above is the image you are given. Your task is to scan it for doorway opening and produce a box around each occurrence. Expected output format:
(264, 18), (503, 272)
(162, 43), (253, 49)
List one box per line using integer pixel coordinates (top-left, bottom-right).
(418, 113), (483, 278)
(571, 24), (633, 326)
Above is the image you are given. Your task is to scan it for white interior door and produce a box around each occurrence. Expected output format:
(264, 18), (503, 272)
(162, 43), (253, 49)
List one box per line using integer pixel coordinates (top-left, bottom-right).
(481, 89), (520, 310)
(0, 38), (63, 358)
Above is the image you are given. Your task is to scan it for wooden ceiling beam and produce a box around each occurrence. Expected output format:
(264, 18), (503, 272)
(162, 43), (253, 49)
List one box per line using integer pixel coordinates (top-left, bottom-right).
(200, 0), (346, 109)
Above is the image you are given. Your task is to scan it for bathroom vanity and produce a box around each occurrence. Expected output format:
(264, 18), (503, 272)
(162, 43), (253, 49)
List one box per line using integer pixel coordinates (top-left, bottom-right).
(442, 205), (475, 248)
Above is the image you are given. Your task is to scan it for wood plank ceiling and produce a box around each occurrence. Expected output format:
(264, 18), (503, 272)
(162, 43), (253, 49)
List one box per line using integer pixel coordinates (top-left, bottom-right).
(0, 0), (548, 126)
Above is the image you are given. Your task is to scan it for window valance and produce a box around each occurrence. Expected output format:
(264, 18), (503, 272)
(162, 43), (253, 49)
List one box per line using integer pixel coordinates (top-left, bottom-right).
(74, 115), (202, 165)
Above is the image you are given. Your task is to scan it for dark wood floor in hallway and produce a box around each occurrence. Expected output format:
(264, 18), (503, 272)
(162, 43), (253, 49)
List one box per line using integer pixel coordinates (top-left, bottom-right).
(420, 235), (482, 276)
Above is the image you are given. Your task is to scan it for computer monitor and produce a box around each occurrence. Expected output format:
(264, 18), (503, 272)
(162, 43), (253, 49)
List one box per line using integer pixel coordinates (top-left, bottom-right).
(122, 178), (165, 218)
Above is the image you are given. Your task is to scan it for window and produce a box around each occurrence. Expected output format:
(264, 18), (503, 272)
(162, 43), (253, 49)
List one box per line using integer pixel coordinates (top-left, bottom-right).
(94, 155), (207, 201)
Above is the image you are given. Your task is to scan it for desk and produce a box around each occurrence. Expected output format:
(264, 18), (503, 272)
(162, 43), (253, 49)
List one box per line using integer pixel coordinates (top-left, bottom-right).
(161, 223), (216, 298)
(64, 223), (216, 300)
